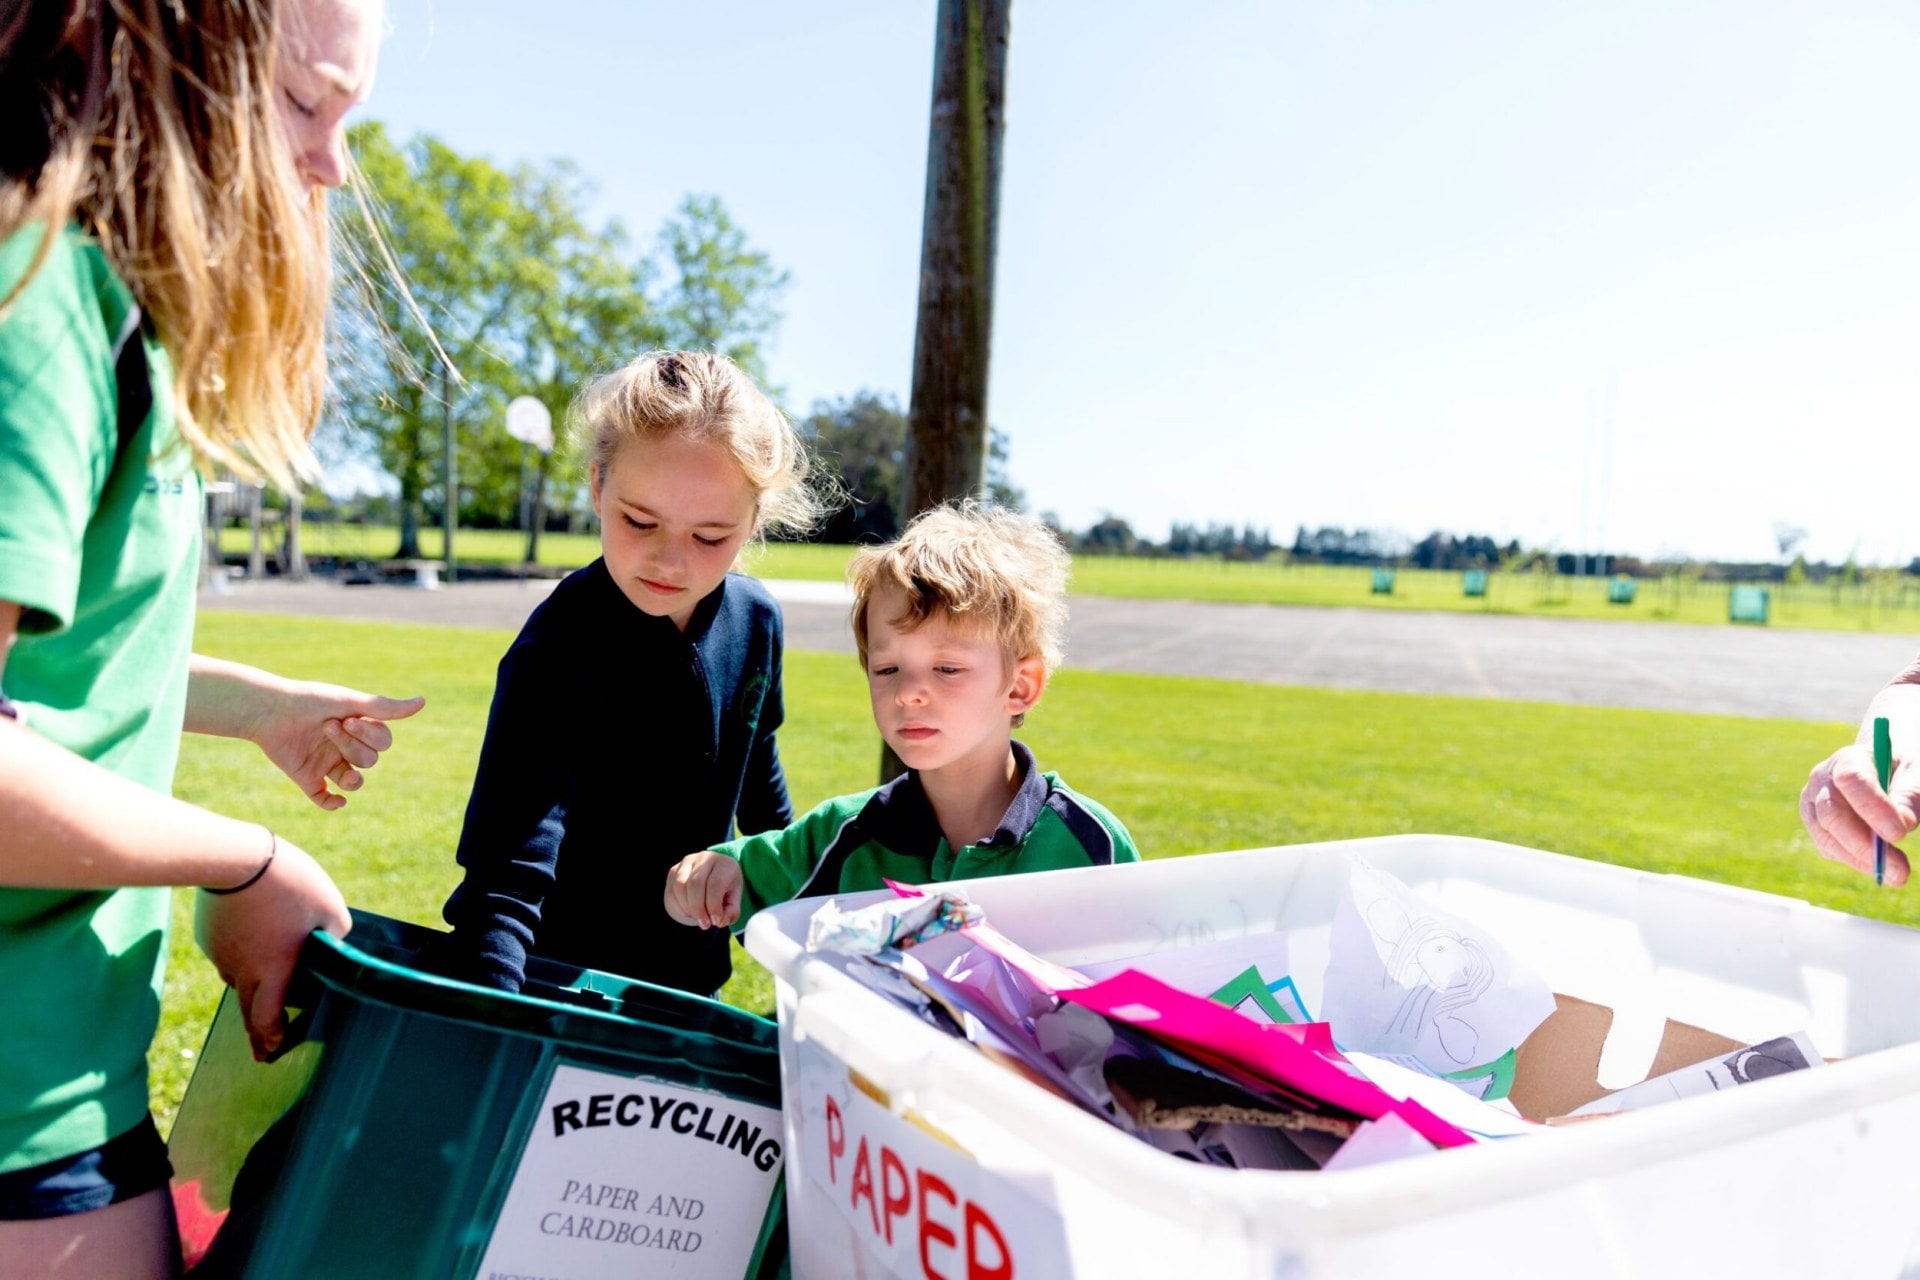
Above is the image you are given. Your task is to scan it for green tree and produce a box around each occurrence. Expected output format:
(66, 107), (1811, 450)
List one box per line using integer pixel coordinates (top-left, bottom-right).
(331, 135), (790, 557)
(800, 393), (1023, 543)
(332, 123), (560, 557)
(655, 194), (788, 385)
(802, 392), (907, 543)
(493, 162), (663, 558)
(987, 426), (1024, 511)
(1078, 516), (1140, 556)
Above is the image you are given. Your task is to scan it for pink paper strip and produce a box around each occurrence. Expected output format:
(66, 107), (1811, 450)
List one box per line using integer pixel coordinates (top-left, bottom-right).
(1060, 969), (1477, 1149)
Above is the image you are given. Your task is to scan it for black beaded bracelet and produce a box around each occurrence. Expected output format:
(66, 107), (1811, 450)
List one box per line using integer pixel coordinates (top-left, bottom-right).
(206, 831), (277, 895)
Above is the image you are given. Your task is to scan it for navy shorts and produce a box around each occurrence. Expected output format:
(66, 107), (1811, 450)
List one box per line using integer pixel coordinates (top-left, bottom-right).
(0, 1114), (173, 1220)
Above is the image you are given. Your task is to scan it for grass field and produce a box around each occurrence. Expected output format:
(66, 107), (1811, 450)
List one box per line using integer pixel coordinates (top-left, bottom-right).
(220, 522), (1920, 634)
(149, 610), (1910, 1133)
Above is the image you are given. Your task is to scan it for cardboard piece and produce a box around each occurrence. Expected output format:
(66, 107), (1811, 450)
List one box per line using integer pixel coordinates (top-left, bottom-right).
(1509, 995), (1613, 1123)
(1645, 1018), (1747, 1081)
(1508, 994), (1748, 1124)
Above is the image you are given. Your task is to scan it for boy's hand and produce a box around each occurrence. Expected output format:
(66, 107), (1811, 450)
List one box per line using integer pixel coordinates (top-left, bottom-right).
(665, 852), (743, 930)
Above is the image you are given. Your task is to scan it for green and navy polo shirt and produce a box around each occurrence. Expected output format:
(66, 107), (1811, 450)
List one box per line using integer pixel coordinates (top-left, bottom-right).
(716, 741), (1140, 924)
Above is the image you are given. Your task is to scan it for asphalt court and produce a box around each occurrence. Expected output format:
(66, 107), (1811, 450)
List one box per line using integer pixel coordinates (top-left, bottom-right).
(200, 576), (1918, 723)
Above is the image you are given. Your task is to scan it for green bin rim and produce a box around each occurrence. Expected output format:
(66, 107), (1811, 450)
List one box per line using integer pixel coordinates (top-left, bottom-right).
(296, 909), (778, 1054)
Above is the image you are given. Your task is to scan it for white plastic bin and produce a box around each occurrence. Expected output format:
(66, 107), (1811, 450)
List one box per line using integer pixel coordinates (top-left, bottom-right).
(742, 834), (1920, 1279)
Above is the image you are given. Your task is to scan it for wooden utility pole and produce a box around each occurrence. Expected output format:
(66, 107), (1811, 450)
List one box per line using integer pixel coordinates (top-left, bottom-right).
(883, 0), (1011, 783)
(905, 0), (1010, 518)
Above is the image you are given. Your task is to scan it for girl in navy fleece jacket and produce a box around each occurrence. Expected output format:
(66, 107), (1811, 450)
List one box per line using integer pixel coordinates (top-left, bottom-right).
(437, 351), (820, 995)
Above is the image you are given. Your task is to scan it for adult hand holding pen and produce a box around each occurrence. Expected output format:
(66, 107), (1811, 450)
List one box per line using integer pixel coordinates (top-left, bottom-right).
(1801, 680), (1920, 886)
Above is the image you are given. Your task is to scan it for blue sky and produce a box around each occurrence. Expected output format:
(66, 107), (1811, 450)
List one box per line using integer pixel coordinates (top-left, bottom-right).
(364, 1), (1920, 564)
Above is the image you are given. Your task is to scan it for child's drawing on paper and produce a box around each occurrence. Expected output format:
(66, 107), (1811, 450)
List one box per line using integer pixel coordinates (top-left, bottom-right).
(1370, 902), (1494, 1065)
(1321, 861), (1556, 1082)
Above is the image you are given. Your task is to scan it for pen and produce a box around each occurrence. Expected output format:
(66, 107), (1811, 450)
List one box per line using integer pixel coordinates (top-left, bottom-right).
(1874, 716), (1892, 886)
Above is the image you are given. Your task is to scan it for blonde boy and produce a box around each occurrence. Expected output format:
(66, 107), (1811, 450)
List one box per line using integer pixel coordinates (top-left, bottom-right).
(665, 503), (1139, 930)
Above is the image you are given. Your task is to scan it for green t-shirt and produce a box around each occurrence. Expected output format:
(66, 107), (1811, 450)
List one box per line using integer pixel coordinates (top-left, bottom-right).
(0, 225), (202, 1173)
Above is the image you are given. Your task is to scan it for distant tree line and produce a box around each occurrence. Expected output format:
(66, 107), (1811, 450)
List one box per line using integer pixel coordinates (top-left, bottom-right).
(1029, 519), (1911, 585)
(1049, 517), (1277, 559)
(237, 122), (1909, 591)
(1168, 523), (1277, 560)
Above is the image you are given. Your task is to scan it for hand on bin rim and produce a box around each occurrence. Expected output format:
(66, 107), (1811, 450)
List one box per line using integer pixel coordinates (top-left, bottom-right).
(195, 834), (351, 1060)
(664, 851), (744, 931)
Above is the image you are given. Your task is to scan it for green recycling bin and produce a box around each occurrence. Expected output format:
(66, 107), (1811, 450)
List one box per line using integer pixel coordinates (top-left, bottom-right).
(1371, 567), (1396, 594)
(1729, 584), (1770, 625)
(1607, 575), (1636, 605)
(1461, 569), (1488, 597)
(167, 910), (786, 1279)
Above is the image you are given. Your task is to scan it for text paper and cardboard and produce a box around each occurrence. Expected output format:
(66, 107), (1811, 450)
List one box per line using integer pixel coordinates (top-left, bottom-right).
(477, 1063), (784, 1279)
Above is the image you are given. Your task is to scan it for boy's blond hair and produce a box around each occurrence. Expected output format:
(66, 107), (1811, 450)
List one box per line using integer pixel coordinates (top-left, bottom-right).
(573, 350), (820, 539)
(850, 502), (1071, 675)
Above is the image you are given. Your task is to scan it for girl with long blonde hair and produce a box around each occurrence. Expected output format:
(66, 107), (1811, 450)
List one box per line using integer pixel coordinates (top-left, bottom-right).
(0, 2), (419, 1273)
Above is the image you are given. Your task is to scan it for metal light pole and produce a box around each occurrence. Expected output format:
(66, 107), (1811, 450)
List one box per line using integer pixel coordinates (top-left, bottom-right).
(505, 396), (555, 574)
(441, 361), (458, 585)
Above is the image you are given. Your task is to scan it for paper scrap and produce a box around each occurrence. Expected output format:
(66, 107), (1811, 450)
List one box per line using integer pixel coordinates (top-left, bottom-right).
(1320, 860), (1556, 1078)
(1210, 966), (1311, 1026)
(1321, 1112), (1438, 1172)
(806, 890), (982, 955)
(1567, 1031), (1823, 1118)
(1345, 1052), (1542, 1140)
